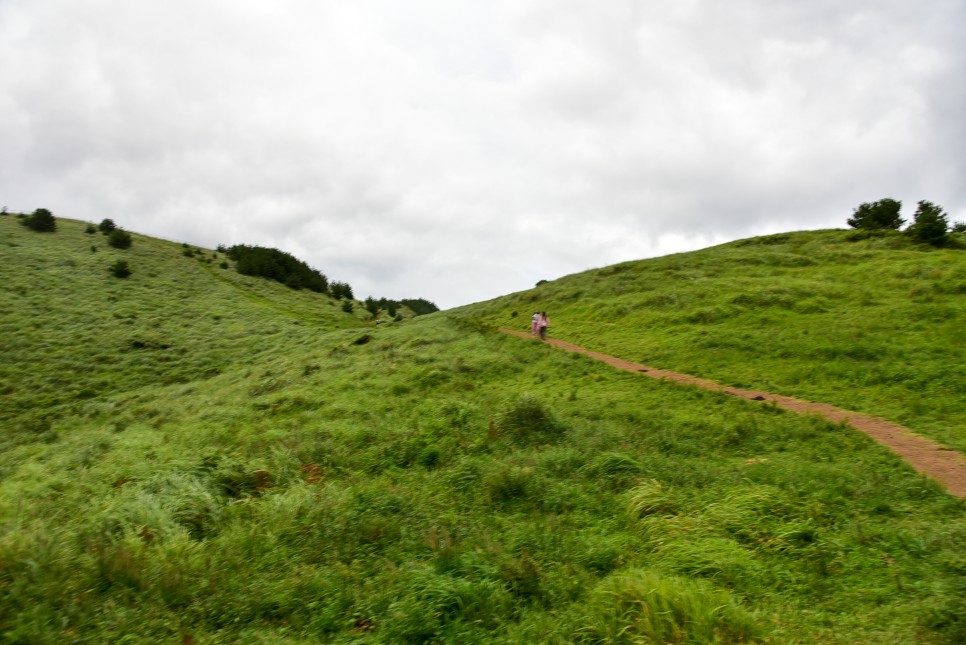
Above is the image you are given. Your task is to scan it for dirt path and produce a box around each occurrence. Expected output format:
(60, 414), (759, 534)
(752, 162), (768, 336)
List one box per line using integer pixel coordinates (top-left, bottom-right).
(500, 328), (966, 499)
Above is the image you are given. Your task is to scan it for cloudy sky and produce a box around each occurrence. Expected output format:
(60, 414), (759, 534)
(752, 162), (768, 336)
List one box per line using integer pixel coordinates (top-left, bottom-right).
(2, 1), (964, 309)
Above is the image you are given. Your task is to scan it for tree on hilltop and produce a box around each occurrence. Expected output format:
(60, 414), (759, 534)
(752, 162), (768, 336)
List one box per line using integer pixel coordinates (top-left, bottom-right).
(21, 208), (57, 232)
(847, 199), (904, 230)
(905, 200), (949, 247)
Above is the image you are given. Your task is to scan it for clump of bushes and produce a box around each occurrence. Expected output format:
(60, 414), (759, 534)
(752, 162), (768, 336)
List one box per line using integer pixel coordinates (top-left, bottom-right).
(20, 208), (57, 232)
(223, 244), (328, 292)
(330, 281), (354, 300)
(107, 229), (132, 249)
(362, 296), (439, 319)
(847, 198), (904, 230)
(848, 198), (957, 247)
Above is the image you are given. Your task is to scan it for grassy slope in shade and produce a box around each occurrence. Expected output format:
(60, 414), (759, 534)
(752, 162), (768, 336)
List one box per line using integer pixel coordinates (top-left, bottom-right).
(461, 229), (966, 453)
(1, 214), (965, 643)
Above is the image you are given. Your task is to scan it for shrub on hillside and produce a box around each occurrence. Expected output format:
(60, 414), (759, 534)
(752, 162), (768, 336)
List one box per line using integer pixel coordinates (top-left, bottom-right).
(107, 229), (133, 249)
(84, 223), (97, 234)
(109, 260), (131, 278)
(400, 298), (439, 315)
(906, 200), (950, 247)
(847, 198), (904, 230)
(98, 219), (117, 234)
(21, 208), (57, 232)
(330, 281), (354, 300)
(224, 244), (328, 292)
(361, 297), (440, 317)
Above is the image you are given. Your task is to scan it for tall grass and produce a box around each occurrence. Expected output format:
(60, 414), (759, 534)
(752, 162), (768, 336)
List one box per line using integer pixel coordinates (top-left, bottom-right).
(459, 228), (966, 452)
(2, 214), (965, 643)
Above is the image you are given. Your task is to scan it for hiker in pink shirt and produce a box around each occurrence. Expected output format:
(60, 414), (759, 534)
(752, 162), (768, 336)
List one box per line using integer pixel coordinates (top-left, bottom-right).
(538, 311), (550, 340)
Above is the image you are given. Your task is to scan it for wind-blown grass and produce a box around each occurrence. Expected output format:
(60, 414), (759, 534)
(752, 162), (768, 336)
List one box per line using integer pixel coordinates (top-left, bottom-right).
(460, 228), (966, 453)
(1, 214), (965, 643)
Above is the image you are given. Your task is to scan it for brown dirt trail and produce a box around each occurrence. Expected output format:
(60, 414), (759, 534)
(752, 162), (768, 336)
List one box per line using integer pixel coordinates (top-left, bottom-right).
(500, 328), (966, 499)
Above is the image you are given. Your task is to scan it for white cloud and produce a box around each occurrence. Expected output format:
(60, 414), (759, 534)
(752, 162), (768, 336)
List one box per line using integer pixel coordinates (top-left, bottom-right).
(2, 0), (964, 308)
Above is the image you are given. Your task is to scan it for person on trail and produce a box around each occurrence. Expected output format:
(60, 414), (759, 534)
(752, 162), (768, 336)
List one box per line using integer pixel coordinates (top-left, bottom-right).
(538, 311), (550, 340)
(531, 311), (540, 337)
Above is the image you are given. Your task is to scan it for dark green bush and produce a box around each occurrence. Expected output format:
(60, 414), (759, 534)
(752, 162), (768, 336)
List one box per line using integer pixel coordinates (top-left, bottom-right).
(84, 223), (97, 234)
(21, 208), (56, 232)
(109, 260), (131, 278)
(224, 244), (328, 292)
(341, 300), (354, 313)
(847, 198), (904, 230)
(906, 200), (950, 247)
(98, 218), (117, 234)
(108, 229), (132, 249)
(400, 298), (439, 315)
(330, 281), (354, 300)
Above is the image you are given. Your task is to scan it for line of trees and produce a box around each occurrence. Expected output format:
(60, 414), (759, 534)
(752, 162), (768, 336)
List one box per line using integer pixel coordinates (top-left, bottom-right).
(848, 198), (965, 246)
(220, 244), (438, 317)
(363, 297), (439, 318)
(221, 244), (329, 293)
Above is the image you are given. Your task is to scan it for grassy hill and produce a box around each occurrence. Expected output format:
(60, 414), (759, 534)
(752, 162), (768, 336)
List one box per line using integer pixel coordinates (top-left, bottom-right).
(459, 229), (966, 453)
(1, 214), (965, 643)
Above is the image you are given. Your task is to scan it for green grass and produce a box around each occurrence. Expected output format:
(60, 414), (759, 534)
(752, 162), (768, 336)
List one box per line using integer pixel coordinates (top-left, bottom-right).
(1, 214), (965, 643)
(460, 229), (966, 453)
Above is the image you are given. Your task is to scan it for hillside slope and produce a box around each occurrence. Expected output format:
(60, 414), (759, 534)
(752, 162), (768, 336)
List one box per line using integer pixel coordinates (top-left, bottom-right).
(1, 217), (965, 643)
(459, 229), (966, 453)
(1, 215), (368, 433)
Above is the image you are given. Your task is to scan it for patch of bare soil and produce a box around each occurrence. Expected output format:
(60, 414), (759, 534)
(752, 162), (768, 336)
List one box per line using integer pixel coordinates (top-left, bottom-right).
(500, 328), (966, 499)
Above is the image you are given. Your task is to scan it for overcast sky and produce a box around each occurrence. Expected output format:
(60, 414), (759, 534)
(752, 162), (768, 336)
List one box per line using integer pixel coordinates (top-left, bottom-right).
(2, 1), (964, 309)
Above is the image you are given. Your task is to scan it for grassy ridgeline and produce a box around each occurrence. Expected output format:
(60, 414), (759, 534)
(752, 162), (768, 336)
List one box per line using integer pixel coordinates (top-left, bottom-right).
(462, 229), (966, 453)
(1, 214), (965, 643)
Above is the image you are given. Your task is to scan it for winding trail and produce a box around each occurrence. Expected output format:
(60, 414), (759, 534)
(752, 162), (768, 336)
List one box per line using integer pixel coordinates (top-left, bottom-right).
(500, 328), (966, 499)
